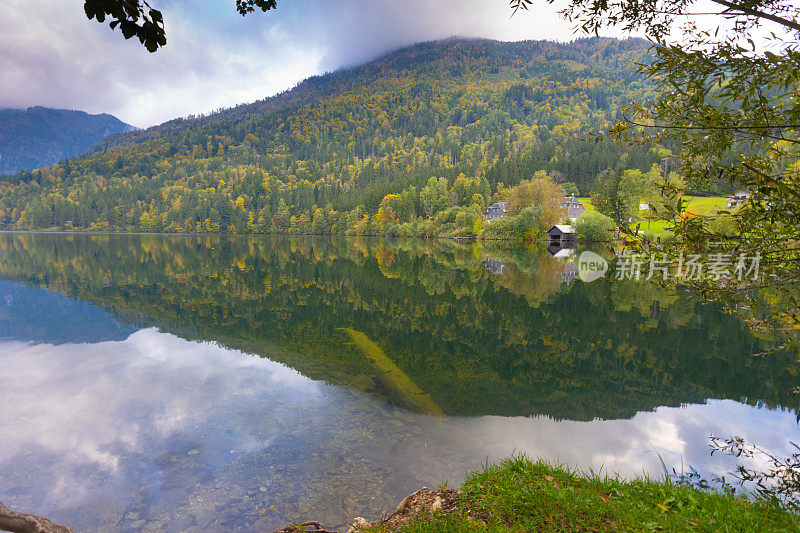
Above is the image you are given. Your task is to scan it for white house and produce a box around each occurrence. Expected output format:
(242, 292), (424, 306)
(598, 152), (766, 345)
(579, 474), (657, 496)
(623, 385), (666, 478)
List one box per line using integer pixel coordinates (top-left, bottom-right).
(727, 191), (751, 208)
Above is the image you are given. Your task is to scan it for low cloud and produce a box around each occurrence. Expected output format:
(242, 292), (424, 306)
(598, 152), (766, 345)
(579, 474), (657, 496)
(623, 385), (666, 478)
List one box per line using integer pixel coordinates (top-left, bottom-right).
(0, 0), (603, 127)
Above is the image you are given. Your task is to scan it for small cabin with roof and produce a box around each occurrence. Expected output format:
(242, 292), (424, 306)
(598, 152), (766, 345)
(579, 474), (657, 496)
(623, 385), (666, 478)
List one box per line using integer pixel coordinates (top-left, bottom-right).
(562, 194), (585, 218)
(727, 190), (751, 207)
(484, 202), (507, 221)
(547, 224), (576, 246)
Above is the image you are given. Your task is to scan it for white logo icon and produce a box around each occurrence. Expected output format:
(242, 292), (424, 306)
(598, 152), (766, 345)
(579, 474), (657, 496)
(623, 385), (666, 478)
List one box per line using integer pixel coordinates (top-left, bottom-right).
(578, 251), (608, 283)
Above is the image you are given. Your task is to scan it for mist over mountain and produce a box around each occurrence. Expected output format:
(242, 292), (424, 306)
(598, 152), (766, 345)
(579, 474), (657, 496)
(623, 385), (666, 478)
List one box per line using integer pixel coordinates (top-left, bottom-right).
(0, 107), (133, 175)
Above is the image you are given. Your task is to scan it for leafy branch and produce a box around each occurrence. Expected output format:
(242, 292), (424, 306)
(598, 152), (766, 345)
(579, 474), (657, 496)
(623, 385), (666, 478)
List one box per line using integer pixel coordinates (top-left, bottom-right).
(83, 0), (279, 51)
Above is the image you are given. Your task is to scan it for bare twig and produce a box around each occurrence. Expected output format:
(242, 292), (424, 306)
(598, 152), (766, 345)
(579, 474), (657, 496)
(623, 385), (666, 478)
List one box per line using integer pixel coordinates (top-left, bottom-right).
(273, 521), (339, 533)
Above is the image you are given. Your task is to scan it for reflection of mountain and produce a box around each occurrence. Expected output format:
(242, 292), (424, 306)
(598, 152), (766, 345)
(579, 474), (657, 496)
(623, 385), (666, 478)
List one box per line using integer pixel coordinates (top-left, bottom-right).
(0, 233), (795, 421)
(0, 280), (134, 344)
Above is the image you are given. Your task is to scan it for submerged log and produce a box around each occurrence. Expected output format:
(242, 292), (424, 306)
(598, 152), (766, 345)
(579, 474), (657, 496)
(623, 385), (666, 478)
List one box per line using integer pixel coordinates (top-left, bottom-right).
(0, 502), (72, 533)
(339, 328), (445, 416)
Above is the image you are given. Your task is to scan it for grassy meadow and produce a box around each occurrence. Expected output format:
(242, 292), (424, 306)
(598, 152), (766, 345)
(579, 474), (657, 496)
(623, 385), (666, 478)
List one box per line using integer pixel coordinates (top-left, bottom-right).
(575, 196), (728, 237)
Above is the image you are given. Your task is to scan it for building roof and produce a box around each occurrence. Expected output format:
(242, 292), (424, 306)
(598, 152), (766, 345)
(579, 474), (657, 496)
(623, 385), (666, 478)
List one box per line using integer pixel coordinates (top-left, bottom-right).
(548, 224), (575, 234)
(486, 202), (507, 210)
(553, 248), (576, 258)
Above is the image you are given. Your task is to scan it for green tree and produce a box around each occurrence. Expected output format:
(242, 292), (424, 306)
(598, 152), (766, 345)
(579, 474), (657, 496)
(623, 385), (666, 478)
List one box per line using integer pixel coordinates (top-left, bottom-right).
(514, 205), (544, 240)
(470, 193), (486, 212)
(618, 170), (645, 217)
(590, 169), (627, 224)
(575, 211), (616, 242)
(420, 177), (451, 218)
(562, 182), (579, 196)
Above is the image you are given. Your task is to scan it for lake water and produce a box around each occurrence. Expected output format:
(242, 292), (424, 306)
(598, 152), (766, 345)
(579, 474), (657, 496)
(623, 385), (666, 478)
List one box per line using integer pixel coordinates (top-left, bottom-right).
(0, 233), (797, 532)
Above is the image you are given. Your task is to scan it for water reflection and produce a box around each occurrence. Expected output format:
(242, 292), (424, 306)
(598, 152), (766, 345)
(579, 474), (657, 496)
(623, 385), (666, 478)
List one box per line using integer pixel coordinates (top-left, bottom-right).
(1, 324), (796, 531)
(0, 233), (792, 420)
(0, 233), (797, 531)
(0, 279), (134, 344)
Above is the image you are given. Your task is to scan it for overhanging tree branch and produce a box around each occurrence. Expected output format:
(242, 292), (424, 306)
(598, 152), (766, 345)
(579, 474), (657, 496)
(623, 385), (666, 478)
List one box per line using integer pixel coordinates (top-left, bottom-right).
(709, 0), (800, 31)
(84, 0), (279, 51)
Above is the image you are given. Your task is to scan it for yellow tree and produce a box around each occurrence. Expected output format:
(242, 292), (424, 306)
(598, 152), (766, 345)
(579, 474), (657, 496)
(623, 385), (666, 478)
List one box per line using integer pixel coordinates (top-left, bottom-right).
(504, 171), (565, 228)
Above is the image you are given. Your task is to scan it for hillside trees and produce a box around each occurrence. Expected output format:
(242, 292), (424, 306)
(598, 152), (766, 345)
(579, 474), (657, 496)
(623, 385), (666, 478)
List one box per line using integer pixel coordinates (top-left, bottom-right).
(0, 39), (659, 239)
(519, 0), (800, 341)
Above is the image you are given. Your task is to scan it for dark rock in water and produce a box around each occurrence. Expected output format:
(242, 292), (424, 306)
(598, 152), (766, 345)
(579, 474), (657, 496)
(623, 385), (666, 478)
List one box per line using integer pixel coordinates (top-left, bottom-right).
(270, 488), (461, 533)
(350, 487), (460, 532)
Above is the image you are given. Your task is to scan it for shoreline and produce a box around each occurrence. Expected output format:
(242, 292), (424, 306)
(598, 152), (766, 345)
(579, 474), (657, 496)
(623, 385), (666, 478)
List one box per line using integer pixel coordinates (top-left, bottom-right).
(274, 456), (798, 533)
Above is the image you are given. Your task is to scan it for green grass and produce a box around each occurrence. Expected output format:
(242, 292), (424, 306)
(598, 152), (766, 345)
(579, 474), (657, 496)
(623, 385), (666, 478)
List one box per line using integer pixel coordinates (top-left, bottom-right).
(384, 456), (799, 532)
(576, 195), (726, 215)
(576, 196), (728, 237)
(684, 195), (728, 215)
(575, 197), (595, 213)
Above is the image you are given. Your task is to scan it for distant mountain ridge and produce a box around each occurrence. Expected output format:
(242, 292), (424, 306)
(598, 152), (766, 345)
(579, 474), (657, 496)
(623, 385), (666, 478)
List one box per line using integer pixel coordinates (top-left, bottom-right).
(0, 106), (133, 175)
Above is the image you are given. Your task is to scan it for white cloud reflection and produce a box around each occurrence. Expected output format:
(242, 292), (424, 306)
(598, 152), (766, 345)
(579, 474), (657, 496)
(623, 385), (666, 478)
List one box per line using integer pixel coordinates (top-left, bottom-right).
(465, 400), (797, 482)
(0, 329), (322, 512)
(0, 328), (796, 529)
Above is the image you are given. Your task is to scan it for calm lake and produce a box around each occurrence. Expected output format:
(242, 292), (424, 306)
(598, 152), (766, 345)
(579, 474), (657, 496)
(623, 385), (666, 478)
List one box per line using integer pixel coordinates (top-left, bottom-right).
(0, 233), (797, 531)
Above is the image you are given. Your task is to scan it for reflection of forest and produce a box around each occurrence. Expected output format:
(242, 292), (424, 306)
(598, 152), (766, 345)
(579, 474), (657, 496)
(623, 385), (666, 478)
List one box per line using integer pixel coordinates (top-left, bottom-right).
(0, 232), (795, 421)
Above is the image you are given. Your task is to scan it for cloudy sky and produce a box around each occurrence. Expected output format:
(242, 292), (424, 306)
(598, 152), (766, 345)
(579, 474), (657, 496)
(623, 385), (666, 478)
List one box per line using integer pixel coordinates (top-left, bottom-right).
(0, 0), (620, 128)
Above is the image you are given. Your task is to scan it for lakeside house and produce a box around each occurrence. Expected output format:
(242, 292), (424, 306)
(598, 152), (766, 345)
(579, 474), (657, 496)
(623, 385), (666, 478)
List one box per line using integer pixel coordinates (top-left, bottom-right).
(484, 201), (507, 221)
(547, 224), (576, 246)
(727, 190), (751, 207)
(562, 194), (585, 218)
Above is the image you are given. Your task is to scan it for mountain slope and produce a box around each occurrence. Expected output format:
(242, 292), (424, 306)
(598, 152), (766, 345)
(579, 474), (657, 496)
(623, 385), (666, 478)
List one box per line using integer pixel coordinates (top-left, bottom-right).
(0, 38), (660, 233)
(0, 106), (133, 175)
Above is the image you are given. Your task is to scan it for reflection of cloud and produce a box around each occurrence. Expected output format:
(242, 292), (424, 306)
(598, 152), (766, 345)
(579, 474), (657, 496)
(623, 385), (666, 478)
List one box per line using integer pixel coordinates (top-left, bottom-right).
(0, 329), (323, 512)
(0, 326), (797, 529)
(460, 400), (798, 482)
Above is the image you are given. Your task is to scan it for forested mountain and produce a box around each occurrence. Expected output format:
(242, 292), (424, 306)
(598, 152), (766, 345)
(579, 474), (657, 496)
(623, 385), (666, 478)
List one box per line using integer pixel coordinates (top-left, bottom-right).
(0, 38), (664, 234)
(0, 107), (133, 175)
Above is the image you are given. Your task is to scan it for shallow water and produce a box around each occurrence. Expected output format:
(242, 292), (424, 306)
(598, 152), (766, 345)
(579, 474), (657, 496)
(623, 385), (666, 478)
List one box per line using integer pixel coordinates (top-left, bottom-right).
(0, 233), (797, 531)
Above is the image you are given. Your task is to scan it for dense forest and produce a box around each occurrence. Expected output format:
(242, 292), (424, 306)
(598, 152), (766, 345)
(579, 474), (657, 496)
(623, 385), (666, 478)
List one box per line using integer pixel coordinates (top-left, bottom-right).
(0, 107), (133, 175)
(0, 38), (670, 237)
(0, 232), (793, 421)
